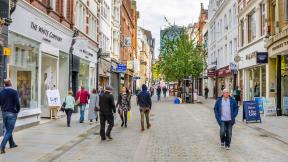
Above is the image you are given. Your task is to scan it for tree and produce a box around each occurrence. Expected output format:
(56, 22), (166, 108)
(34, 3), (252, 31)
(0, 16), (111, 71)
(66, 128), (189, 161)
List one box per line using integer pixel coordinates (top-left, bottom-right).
(158, 25), (204, 82)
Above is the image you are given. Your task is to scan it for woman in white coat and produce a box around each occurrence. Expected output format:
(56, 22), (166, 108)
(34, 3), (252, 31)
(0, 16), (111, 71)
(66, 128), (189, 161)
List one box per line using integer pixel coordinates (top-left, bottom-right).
(88, 89), (99, 123)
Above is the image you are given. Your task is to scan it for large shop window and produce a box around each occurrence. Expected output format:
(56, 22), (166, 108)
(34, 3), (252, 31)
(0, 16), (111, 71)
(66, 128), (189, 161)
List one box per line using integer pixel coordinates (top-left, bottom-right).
(281, 55), (288, 115)
(8, 33), (39, 109)
(41, 54), (58, 108)
(247, 66), (266, 100)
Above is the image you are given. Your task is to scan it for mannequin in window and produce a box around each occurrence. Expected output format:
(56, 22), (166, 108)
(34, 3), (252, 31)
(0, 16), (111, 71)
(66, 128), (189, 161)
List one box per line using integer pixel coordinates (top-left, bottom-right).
(254, 82), (260, 97)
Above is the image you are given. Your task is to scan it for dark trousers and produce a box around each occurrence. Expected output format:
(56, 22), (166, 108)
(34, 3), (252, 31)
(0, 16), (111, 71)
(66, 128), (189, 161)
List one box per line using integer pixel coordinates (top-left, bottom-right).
(1, 112), (17, 149)
(119, 111), (128, 125)
(65, 109), (73, 126)
(140, 108), (150, 129)
(220, 121), (233, 147)
(157, 94), (161, 101)
(205, 93), (208, 99)
(100, 113), (114, 139)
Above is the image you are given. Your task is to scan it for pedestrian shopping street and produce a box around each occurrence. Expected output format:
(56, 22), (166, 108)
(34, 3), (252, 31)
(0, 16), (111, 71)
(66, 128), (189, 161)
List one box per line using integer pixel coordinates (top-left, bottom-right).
(1, 96), (288, 162)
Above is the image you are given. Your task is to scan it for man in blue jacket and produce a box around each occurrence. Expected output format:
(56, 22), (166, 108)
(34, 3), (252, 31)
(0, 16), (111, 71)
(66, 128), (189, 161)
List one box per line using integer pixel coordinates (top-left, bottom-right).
(214, 89), (238, 150)
(137, 84), (152, 131)
(0, 79), (20, 154)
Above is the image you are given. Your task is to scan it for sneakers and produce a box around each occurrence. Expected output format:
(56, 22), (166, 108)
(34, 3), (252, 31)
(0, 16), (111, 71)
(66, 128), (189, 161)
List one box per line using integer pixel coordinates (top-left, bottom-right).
(225, 146), (231, 150)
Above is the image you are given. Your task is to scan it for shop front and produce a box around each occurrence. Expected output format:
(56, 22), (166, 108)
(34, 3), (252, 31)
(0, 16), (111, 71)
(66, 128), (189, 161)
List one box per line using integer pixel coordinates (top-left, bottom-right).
(216, 66), (232, 97)
(8, 1), (73, 123)
(110, 61), (120, 99)
(98, 58), (111, 89)
(267, 30), (288, 115)
(73, 38), (98, 93)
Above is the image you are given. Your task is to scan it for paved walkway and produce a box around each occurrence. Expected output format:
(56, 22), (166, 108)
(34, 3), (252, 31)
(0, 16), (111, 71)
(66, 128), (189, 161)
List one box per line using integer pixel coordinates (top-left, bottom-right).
(2, 96), (288, 162)
(0, 110), (98, 162)
(199, 96), (288, 143)
(55, 96), (288, 162)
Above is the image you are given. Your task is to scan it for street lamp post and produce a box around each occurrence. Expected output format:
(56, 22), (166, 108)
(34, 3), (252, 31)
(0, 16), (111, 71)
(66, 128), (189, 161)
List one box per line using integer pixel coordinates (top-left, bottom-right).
(68, 30), (79, 90)
(96, 48), (102, 92)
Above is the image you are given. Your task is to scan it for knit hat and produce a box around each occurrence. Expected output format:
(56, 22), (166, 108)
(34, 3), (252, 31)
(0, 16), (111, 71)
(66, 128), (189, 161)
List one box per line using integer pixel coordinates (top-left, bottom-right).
(105, 85), (114, 92)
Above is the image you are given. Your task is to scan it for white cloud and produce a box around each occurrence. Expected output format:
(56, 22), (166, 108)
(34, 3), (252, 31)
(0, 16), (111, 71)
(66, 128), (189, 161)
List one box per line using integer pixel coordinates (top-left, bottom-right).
(136, 0), (209, 58)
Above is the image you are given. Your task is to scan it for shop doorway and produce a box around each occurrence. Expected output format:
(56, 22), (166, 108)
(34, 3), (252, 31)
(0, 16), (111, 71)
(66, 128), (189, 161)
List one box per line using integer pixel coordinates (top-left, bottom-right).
(40, 54), (58, 117)
(72, 71), (79, 97)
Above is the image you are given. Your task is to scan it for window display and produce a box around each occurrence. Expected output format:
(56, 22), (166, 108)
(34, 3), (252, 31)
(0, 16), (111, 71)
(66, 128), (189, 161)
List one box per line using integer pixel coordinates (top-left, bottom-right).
(8, 32), (39, 110)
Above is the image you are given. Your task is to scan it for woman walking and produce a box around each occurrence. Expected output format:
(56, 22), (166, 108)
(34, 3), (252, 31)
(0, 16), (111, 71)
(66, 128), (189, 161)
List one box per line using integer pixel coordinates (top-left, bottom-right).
(116, 87), (131, 128)
(63, 90), (75, 127)
(88, 89), (100, 123)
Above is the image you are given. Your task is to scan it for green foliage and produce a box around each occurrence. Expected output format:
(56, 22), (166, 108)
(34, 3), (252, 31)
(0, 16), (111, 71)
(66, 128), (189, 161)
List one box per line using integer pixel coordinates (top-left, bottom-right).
(158, 26), (204, 82)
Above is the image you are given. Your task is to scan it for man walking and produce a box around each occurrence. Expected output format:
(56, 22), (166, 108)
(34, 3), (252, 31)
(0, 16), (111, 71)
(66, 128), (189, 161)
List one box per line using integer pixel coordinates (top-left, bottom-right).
(214, 89), (238, 150)
(0, 79), (20, 154)
(162, 86), (167, 98)
(99, 85), (116, 140)
(137, 84), (152, 131)
(76, 86), (90, 123)
(204, 86), (209, 99)
(156, 86), (161, 101)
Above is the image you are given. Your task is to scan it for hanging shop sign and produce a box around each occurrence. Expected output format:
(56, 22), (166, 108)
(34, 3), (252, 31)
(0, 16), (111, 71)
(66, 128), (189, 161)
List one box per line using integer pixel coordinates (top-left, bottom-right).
(127, 61), (133, 70)
(117, 64), (127, 73)
(207, 70), (216, 77)
(216, 66), (230, 77)
(0, 0), (9, 18)
(243, 101), (261, 123)
(256, 52), (268, 64)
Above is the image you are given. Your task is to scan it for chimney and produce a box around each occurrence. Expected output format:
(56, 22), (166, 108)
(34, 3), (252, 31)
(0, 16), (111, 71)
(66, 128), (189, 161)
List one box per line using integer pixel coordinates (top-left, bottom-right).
(201, 3), (203, 10)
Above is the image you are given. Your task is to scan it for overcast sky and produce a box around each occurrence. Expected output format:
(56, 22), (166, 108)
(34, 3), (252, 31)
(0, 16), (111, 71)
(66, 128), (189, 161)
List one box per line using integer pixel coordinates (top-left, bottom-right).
(136, 0), (209, 58)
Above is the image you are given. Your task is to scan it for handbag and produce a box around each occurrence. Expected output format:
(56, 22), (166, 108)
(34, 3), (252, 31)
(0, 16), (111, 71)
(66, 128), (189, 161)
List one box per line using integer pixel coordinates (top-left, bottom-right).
(61, 97), (66, 112)
(94, 106), (100, 111)
(76, 91), (81, 105)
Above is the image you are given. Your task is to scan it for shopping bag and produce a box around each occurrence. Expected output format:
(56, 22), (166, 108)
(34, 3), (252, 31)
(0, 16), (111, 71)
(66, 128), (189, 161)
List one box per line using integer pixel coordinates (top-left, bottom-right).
(128, 111), (131, 121)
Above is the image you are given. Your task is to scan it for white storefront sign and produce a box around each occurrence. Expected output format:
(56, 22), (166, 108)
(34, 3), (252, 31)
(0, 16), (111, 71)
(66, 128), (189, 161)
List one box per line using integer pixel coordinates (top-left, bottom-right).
(9, 2), (73, 53)
(73, 38), (98, 63)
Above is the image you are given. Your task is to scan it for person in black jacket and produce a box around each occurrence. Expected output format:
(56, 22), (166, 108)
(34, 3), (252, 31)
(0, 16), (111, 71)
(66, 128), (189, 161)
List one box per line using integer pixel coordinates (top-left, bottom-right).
(99, 85), (116, 140)
(0, 79), (20, 154)
(137, 84), (152, 131)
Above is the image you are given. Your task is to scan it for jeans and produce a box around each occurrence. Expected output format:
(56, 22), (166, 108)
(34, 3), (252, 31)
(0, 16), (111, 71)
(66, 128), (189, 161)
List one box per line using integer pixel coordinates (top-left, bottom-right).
(140, 107), (150, 129)
(65, 109), (73, 126)
(163, 92), (167, 98)
(100, 113), (114, 139)
(220, 121), (233, 147)
(1, 112), (17, 149)
(79, 104), (86, 123)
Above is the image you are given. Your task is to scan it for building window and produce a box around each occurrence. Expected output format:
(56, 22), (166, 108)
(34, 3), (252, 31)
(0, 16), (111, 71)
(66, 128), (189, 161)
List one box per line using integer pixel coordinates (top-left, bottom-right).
(260, 3), (265, 36)
(248, 11), (256, 43)
(229, 9), (232, 29)
(233, 3), (237, 25)
(220, 19), (222, 35)
(234, 38), (237, 54)
(240, 19), (244, 47)
(224, 14), (228, 30)
(101, 1), (110, 21)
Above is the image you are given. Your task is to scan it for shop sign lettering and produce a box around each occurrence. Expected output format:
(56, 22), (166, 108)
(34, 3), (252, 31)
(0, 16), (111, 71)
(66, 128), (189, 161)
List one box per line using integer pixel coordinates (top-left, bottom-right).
(246, 51), (257, 60)
(272, 40), (288, 51)
(30, 22), (63, 42)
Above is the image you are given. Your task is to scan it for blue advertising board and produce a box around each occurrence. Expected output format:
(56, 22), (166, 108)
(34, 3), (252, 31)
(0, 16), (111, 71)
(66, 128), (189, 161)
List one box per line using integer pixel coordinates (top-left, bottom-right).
(117, 64), (127, 73)
(254, 97), (263, 113)
(243, 101), (261, 123)
(283, 97), (288, 114)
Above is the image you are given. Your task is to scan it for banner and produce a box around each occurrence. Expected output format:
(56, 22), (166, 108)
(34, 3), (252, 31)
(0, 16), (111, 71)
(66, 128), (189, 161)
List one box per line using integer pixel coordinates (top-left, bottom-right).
(46, 89), (61, 107)
(243, 101), (261, 123)
(254, 97), (263, 113)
